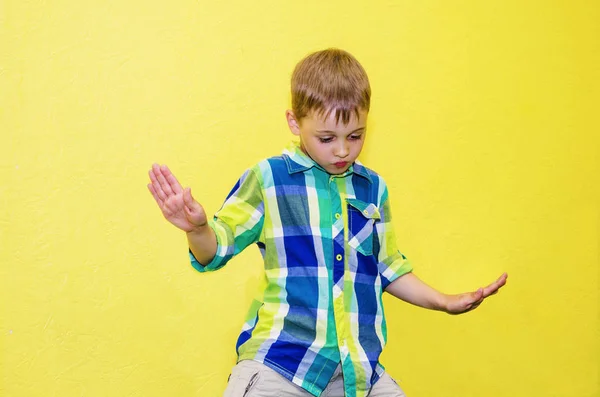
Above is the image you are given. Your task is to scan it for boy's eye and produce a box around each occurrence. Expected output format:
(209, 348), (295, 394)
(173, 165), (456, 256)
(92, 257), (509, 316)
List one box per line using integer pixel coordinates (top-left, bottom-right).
(318, 137), (333, 143)
(349, 134), (363, 140)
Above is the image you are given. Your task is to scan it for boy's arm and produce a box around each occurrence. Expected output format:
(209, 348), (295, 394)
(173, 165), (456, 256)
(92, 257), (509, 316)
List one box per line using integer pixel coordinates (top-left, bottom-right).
(385, 272), (508, 314)
(373, 182), (507, 314)
(186, 224), (217, 266)
(148, 163), (217, 264)
(190, 167), (265, 271)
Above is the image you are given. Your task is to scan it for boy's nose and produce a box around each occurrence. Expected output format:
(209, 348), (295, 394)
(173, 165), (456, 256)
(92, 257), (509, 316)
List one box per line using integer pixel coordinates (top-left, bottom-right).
(335, 143), (349, 158)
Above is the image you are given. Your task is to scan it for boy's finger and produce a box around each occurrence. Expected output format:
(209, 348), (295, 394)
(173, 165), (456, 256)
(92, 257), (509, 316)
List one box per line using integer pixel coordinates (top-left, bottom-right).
(149, 169), (167, 201)
(153, 164), (174, 196)
(161, 165), (183, 194)
(483, 275), (506, 297)
(469, 289), (483, 305)
(147, 184), (162, 204)
(183, 187), (197, 209)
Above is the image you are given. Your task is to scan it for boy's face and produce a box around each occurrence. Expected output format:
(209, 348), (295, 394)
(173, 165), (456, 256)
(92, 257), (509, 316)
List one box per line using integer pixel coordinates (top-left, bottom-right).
(286, 109), (367, 175)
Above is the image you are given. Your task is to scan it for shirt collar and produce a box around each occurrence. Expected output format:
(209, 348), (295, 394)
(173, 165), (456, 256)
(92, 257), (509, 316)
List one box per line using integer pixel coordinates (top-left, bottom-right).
(282, 141), (373, 183)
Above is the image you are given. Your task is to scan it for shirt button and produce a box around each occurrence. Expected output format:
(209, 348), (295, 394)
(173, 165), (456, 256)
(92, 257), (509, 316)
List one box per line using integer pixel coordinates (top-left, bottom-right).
(363, 209), (369, 216)
(335, 213), (341, 219)
(336, 254), (342, 261)
(340, 340), (348, 354)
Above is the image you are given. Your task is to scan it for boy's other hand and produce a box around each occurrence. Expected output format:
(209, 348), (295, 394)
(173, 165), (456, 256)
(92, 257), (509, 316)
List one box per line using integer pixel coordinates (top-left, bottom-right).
(147, 163), (208, 233)
(444, 272), (508, 314)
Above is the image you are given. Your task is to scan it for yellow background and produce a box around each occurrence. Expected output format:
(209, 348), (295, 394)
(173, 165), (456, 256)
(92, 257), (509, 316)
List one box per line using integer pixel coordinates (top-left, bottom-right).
(1, 1), (598, 396)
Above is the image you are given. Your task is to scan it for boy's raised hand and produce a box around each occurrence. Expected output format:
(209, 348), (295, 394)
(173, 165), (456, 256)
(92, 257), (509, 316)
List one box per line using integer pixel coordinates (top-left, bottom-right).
(444, 272), (508, 314)
(147, 164), (207, 232)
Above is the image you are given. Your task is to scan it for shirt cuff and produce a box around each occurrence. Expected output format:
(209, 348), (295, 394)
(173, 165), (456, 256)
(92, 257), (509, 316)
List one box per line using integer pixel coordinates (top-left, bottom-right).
(189, 218), (232, 272)
(379, 252), (413, 290)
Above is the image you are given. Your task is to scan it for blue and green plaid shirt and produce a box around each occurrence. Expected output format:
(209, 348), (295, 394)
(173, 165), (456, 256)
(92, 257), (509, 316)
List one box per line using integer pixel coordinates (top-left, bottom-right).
(191, 142), (412, 397)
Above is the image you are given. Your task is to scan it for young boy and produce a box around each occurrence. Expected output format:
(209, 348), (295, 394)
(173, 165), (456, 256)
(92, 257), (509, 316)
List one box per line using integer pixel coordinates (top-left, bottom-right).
(148, 49), (507, 397)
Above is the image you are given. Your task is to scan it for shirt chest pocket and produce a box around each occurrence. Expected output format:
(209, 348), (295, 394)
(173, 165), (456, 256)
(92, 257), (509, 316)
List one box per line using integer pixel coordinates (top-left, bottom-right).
(346, 198), (380, 257)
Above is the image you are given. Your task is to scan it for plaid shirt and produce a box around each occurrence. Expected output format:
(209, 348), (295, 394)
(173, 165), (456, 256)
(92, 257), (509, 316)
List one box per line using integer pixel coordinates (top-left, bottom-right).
(191, 142), (412, 397)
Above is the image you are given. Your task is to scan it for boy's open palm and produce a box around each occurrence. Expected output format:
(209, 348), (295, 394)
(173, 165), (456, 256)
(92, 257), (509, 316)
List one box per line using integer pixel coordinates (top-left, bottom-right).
(147, 164), (207, 232)
(445, 272), (508, 314)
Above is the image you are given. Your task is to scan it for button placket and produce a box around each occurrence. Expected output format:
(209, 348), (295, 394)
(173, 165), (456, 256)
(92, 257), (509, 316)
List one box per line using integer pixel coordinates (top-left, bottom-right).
(329, 174), (345, 287)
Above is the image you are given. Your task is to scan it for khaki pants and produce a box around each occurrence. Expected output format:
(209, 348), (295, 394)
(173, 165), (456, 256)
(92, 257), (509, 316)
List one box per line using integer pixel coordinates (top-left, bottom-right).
(223, 360), (407, 397)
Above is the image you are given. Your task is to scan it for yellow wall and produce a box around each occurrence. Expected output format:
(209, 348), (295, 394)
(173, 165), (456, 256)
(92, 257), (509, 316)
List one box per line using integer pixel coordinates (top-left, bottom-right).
(2, 1), (598, 396)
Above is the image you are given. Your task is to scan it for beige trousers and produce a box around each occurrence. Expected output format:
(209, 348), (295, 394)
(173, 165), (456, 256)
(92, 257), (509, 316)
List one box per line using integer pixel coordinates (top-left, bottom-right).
(223, 360), (407, 397)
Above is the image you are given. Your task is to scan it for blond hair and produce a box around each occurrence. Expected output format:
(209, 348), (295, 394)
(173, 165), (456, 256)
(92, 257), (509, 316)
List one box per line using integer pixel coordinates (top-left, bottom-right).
(291, 48), (371, 125)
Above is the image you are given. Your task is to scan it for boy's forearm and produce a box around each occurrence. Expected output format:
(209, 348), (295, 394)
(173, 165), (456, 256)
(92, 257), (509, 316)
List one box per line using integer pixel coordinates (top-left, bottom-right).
(385, 272), (448, 312)
(186, 224), (218, 266)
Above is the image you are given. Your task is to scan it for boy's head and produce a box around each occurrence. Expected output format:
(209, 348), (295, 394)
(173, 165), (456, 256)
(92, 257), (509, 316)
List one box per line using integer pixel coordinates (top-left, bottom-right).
(290, 48), (371, 124)
(286, 49), (371, 175)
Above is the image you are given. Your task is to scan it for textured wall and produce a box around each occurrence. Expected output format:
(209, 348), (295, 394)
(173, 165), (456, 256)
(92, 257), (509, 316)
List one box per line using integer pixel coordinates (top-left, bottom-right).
(1, 1), (598, 396)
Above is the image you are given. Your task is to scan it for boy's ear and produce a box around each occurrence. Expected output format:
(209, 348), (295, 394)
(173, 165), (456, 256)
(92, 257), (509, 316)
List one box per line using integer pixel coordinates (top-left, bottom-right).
(286, 110), (301, 136)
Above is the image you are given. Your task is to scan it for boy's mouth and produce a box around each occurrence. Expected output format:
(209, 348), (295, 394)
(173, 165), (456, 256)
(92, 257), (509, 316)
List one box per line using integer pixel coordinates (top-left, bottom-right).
(334, 162), (348, 168)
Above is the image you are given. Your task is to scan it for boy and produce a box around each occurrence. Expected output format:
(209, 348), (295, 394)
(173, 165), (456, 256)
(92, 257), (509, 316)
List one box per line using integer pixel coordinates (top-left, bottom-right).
(148, 49), (507, 397)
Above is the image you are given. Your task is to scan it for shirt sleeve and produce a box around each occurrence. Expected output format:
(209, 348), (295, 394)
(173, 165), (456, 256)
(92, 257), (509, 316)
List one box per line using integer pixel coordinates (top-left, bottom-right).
(374, 186), (413, 289)
(190, 168), (265, 272)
